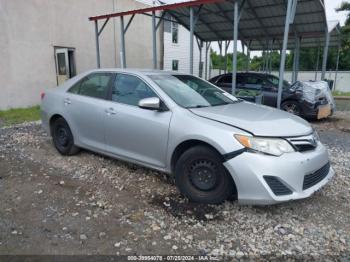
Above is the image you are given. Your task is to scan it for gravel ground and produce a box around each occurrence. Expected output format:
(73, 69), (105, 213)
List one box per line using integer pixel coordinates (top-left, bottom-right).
(0, 113), (349, 259)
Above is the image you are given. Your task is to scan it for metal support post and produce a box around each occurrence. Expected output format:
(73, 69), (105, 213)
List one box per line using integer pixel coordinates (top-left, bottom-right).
(292, 36), (300, 83)
(246, 40), (251, 71)
(334, 39), (341, 91)
(277, 0), (294, 109)
(94, 21), (101, 68)
(224, 41), (230, 74)
(218, 41), (222, 75)
(152, 11), (157, 69)
(295, 37), (300, 82)
(268, 40), (274, 73)
(199, 40), (203, 77)
(267, 44), (270, 73)
(231, 0), (239, 95)
(315, 43), (320, 80)
(321, 29), (330, 80)
(189, 7), (194, 74)
(266, 40), (272, 73)
(120, 16), (126, 68)
(205, 42), (211, 80)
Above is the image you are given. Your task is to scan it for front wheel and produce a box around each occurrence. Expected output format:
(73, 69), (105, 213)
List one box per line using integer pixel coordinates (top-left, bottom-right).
(281, 100), (302, 116)
(175, 145), (235, 204)
(52, 118), (80, 156)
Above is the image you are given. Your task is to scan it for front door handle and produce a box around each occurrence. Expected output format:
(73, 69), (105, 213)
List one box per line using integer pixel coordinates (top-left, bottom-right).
(105, 107), (116, 115)
(64, 98), (71, 105)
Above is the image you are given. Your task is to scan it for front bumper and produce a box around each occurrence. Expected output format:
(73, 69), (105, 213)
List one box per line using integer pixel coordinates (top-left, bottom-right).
(301, 100), (335, 119)
(223, 142), (334, 205)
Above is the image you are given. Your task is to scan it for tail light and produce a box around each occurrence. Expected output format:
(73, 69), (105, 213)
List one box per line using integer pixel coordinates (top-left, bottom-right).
(41, 92), (45, 100)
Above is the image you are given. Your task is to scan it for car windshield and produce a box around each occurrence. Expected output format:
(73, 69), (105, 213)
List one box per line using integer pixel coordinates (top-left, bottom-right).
(149, 74), (238, 108)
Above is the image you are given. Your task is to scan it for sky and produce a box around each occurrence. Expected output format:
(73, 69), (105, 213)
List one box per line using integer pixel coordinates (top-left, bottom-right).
(137, 0), (349, 53)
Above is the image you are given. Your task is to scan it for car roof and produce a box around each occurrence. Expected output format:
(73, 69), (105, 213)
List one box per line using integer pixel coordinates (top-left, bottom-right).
(216, 72), (276, 77)
(87, 68), (186, 76)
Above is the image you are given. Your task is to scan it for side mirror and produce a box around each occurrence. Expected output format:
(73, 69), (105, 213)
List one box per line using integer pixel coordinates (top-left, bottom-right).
(138, 97), (161, 110)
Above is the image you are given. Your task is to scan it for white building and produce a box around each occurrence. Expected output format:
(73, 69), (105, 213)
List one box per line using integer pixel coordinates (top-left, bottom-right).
(0, 0), (211, 110)
(0, 0), (162, 110)
(162, 14), (211, 78)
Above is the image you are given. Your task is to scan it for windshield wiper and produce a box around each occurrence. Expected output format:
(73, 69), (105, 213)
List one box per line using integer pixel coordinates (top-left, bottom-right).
(187, 105), (209, 108)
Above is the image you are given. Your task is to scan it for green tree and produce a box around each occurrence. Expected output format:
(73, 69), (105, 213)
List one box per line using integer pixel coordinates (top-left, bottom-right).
(210, 49), (248, 71)
(336, 1), (350, 70)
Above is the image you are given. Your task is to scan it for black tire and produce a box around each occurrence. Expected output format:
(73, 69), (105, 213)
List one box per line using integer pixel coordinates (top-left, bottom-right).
(52, 118), (80, 156)
(175, 145), (235, 204)
(281, 100), (302, 116)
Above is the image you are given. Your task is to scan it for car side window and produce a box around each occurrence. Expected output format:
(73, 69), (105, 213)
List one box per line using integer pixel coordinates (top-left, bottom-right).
(236, 75), (244, 84)
(245, 76), (259, 85)
(217, 75), (232, 84)
(268, 76), (280, 86)
(245, 75), (263, 90)
(68, 73), (112, 99)
(68, 81), (81, 94)
(112, 74), (158, 106)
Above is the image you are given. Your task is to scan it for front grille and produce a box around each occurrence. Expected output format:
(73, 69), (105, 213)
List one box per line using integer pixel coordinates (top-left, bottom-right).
(287, 134), (317, 152)
(303, 162), (330, 190)
(294, 144), (317, 152)
(264, 176), (292, 196)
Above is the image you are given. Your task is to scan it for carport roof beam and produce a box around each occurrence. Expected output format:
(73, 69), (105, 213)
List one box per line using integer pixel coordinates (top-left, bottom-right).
(89, 0), (225, 21)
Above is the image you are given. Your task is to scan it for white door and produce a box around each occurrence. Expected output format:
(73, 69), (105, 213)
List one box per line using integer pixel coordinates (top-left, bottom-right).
(55, 48), (70, 85)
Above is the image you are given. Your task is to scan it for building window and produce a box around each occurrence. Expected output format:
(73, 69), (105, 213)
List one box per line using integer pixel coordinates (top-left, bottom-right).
(172, 60), (179, 71)
(172, 21), (178, 44)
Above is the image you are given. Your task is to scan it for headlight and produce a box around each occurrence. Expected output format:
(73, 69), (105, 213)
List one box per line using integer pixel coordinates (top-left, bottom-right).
(234, 134), (295, 156)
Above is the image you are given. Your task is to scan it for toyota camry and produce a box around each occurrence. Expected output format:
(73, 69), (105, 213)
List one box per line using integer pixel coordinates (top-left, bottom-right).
(41, 69), (334, 204)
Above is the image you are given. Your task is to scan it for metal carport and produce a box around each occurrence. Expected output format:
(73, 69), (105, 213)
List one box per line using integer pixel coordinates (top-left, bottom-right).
(248, 20), (341, 83)
(89, 0), (333, 108)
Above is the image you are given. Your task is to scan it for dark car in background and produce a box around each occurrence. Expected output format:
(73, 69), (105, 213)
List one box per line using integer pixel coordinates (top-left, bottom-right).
(209, 72), (333, 119)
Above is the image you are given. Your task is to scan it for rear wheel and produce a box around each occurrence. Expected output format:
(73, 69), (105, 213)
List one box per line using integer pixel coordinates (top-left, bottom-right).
(52, 118), (80, 155)
(175, 145), (235, 204)
(281, 100), (302, 116)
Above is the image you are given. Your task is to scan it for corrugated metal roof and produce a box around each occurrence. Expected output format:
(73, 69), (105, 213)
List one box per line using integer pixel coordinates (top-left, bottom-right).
(248, 20), (341, 50)
(90, 0), (338, 50)
(168, 0), (326, 41)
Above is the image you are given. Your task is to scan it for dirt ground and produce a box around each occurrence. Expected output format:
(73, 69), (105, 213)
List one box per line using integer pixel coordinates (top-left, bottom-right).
(0, 112), (349, 259)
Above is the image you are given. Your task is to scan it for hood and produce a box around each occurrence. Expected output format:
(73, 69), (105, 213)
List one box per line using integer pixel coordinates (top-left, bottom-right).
(190, 102), (312, 137)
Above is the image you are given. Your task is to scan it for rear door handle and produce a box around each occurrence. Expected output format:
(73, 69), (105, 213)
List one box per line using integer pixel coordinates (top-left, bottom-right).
(64, 98), (71, 105)
(105, 107), (116, 115)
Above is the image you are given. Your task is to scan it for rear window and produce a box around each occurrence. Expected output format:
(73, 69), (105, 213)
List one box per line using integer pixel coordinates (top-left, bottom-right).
(68, 73), (112, 99)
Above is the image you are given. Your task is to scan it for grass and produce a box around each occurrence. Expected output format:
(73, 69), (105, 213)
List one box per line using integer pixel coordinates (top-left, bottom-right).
(0, 105), (41, 126)
(332, 91), (350, 97)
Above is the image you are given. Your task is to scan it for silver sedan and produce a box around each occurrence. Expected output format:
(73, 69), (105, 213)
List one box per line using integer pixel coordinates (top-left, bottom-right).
(41, 69), (334, 204)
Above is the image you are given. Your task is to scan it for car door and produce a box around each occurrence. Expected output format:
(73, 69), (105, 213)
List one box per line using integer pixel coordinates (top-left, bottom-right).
(103, 73), (172, 168)
(237, 74), (263, 103)
(215, 74), (244, 95)
(262, 75), (280, 107)
(64, 72), (113, 150)
(261, 79), (278, 107)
